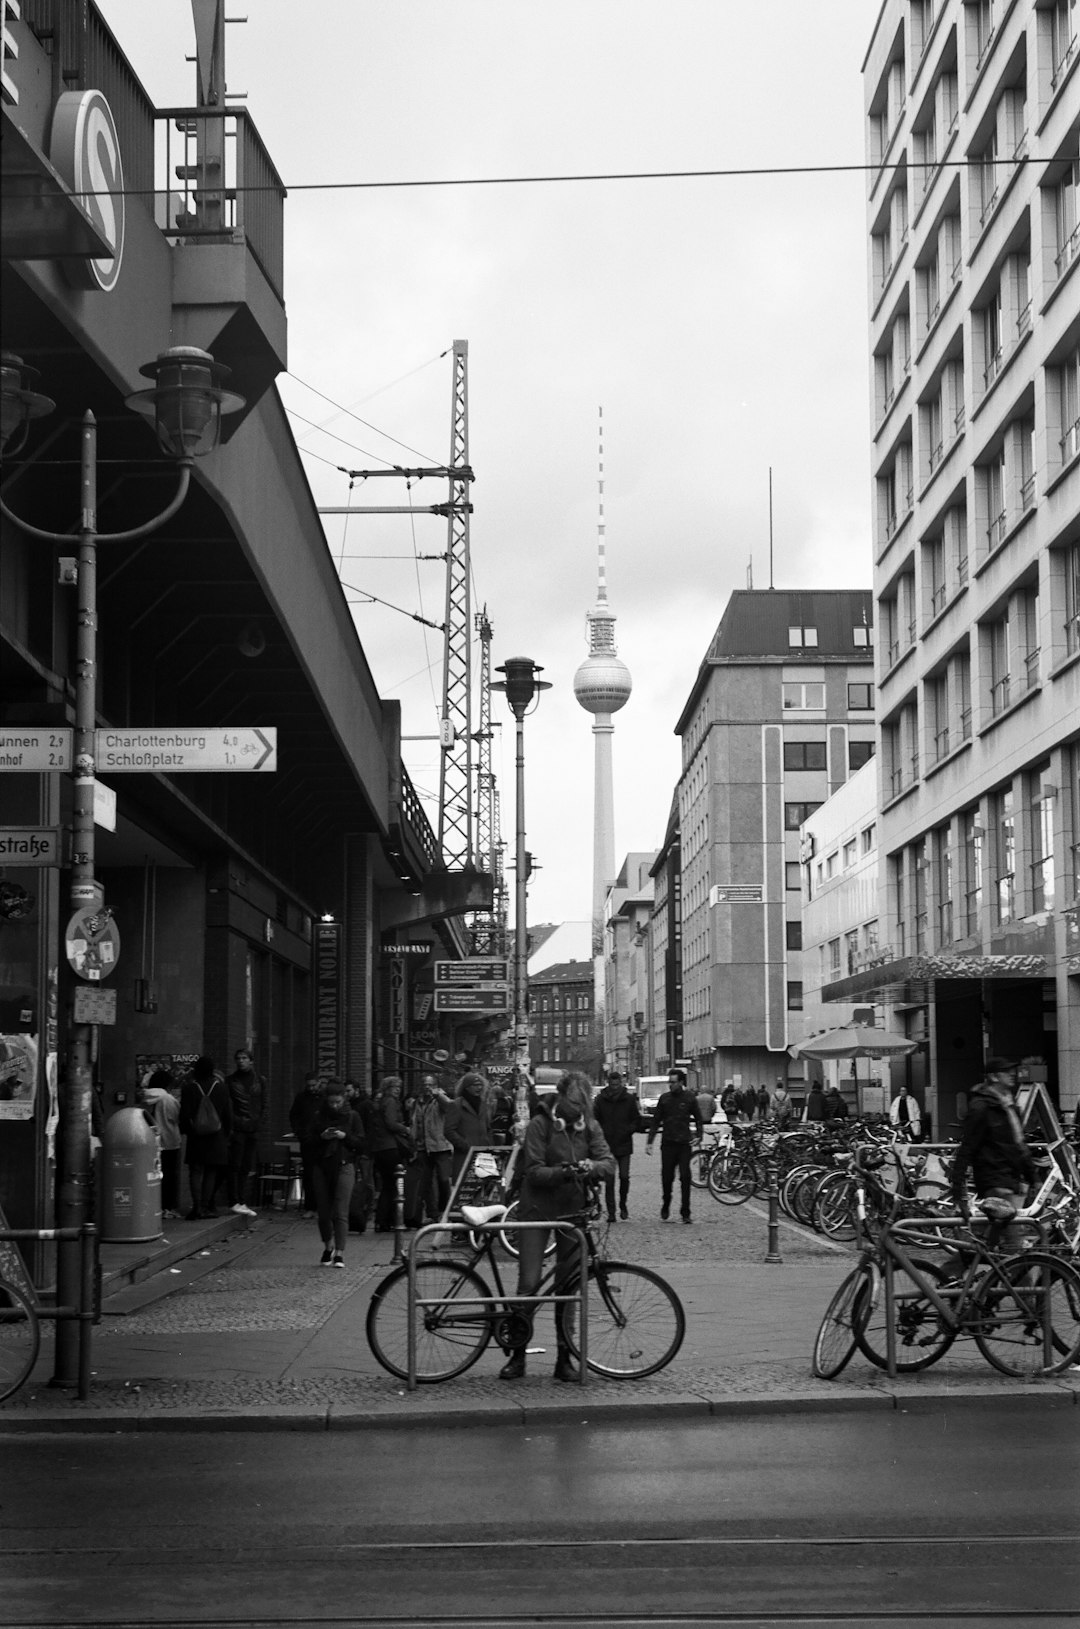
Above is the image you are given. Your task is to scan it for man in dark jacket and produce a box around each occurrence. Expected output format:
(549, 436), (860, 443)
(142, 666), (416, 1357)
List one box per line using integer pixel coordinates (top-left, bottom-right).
(309, 1078), (365, 1268)
(444, 1071), (491, 1180)
(594, 1072), (646, 1222)
(224, 1047), (265, 1216)
(646, 1069), (704, 1223)
(805, 1082), (827, 1122)
(951, 1058), (1036, 1220)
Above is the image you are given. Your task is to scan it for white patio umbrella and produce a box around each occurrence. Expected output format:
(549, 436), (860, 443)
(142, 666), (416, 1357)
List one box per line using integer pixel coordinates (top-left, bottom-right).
(789, 1024), (918, 1112)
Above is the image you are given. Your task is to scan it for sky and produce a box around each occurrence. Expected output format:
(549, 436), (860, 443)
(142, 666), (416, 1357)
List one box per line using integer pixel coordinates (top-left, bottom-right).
(98, 0), (876, 926)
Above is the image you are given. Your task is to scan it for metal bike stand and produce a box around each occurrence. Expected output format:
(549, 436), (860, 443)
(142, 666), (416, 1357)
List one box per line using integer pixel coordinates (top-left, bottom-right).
(405, 1219), (589, 1393)
(0, 1222), (99, 1399)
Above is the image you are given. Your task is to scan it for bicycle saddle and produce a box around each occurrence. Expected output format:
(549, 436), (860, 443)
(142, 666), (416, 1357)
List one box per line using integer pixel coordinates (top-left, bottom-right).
(460, 1203), (507, 1227)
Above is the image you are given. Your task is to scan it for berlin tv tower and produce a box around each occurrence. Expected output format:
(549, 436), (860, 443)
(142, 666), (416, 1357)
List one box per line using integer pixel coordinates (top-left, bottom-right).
(573, 408), (632, 963)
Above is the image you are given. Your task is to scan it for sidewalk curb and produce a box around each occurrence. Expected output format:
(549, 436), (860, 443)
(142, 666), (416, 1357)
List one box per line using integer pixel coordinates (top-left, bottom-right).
(1, 1382), (1074, 1434)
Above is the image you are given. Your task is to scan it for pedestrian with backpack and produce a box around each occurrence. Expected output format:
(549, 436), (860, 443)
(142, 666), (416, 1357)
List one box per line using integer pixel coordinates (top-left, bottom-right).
(179, 1056), (232, 1219)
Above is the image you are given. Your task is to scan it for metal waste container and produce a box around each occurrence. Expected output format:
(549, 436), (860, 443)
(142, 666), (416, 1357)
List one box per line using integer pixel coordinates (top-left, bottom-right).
(100, 1107), (163, 1242)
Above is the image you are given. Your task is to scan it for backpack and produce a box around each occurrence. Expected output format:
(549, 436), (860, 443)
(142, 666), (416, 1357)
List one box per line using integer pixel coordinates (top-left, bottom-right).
(193, 1084), (222, 1136)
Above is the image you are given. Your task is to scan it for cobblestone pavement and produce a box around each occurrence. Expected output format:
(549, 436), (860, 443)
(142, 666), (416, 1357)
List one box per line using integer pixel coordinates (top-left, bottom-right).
(3, 1162), (1078, 1427)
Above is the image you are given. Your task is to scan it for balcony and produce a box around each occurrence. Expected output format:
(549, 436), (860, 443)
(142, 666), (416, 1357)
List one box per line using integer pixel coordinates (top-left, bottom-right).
(1061, 418), (1080, 465)
(1057, 223), (1080, 279)
(1051, 33), (1078, 93)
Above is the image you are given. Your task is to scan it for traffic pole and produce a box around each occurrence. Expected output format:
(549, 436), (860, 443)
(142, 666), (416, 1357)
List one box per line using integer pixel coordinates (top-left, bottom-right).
(391, 1162), (406, 1264)
(765, 1151), (783, 1265)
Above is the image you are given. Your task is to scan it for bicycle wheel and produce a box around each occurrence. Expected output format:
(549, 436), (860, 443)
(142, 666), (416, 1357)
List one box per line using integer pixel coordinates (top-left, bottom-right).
(971, 1252), (1080, 1378)
(792, 1168), (828, 1226)
(812, 1264), (873, 1379)
(0, 1279), (39, 1402)
(854, 1256), (955, 1372)
(812, 1172), (858, 1242)
(707, 1148), (755, 1206)
(689, 1145), (715, 1189)
(558, 1261), (685, 1379)
(365, 1260), (494, 1382)
(780, 1164), (817, 1219)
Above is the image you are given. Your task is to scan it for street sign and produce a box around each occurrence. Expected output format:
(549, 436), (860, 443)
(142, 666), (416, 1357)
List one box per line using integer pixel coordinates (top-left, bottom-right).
(435, 958), (510, 985)
(0, 728), (72, 771)
(434, 987), (512, 1013)
(93, 778), (117, 831)
(0, 827), (62, 865)
(64, 906), (120, 982)
(95, 727), (277, 773)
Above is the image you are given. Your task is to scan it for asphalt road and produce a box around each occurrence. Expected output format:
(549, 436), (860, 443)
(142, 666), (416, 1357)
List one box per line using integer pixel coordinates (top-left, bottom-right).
(3, 1402), (1077, 1627)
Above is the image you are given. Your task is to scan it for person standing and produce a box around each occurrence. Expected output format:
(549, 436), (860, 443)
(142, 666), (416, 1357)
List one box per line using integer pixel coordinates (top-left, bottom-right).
(224, 1047), (265, 1216)
(499, 1073), (614, 1382)
(948, 1058), (1036, 1266)
(805, 1081), (827, 1122)
(368, 1075), (413, 1232)
(409, 1074), (454, 1225)
(444, 1072), (491, 1181)
(140, 1069), (182, 1218)
(755, 1084), (771, 1121)
(646, 1068), (704, 1223)
(309, 1078), (365, 1267)
(889, 1085), (923, 1142)
(179, 1056), (232, 1219)
(593, 1071), (647, 1221)
(824, 1084), (850, 1121)
(288, 1071), (324, 1218)
(695, 1082), (718, 1127)
(770, 1080), (793, 1129)
(719, 1081), (740, 1124)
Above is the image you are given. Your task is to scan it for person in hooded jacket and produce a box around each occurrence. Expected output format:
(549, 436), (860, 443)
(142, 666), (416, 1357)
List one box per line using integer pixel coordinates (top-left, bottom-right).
(179, 1056), (232, 1219)
(368, 1075), (414, 1231)
(593, 1071), (646, 1222)
(500, 1072), (614, 1383)
(444, 1072), (492, 1180)
(950, 1058), (1036, 1234)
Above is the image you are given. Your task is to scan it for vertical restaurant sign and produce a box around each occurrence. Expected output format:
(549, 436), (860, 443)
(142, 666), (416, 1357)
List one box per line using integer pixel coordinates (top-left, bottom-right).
(389, 957), (405, 1037)
(314, 922), (341, 1078)
(50, 89), (126, 291)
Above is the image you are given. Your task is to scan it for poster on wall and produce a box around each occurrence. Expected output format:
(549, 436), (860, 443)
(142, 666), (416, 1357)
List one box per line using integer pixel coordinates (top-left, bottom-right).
(0, 1032), (38, 1120)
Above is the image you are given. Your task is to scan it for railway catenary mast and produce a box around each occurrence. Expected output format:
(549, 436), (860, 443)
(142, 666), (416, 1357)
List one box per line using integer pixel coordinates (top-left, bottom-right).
(470, 605), (507, 954)
(437, 340), (473, 868)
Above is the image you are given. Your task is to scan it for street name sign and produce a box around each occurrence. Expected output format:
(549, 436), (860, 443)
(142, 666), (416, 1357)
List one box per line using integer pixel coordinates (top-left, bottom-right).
(434, 958), (510, 985)
(95, 728), (277, 772)
(0, 827), (62, 865)
(434, 986), (512, 1013)
(0, 728), (72, 771)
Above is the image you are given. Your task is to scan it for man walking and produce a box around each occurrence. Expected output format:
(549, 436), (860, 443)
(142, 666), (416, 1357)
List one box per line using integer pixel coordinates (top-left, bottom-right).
(646, 1068), (704, 1223)
(288, 1070), (324, 1218)
(950, 1058), (1035, 1226)
(594, 1071), (646, 1221)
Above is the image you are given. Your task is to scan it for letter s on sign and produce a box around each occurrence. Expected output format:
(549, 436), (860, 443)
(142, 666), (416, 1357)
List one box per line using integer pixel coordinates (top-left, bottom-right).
(50, 90), (126, 292)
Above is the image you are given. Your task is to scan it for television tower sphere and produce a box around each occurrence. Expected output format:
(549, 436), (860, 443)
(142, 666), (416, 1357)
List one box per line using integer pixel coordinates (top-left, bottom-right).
(573, 651), (632, 715)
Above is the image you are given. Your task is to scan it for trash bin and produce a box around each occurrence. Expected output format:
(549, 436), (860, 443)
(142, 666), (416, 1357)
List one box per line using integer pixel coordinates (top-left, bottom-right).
(100, 1107), (163, 1242)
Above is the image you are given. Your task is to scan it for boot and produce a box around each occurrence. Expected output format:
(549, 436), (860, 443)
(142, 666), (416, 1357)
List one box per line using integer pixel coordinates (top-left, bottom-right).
(499, 1350), (526, 1380)
(553, 1346), (579, 1383)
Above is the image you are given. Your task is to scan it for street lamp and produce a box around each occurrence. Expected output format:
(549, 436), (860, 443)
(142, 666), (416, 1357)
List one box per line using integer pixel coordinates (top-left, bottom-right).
(491, 657), (550, 1090)
(0, 346), (243, 1386)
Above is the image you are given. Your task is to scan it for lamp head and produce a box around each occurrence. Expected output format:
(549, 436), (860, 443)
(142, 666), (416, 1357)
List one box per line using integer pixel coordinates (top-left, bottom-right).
(125, 346), (244, 459)
(0, 353), (55, 456)
(492, 656), (551, 720)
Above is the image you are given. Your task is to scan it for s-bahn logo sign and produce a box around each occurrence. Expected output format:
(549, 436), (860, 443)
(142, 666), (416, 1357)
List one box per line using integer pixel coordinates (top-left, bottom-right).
(50, 90), (126, 291)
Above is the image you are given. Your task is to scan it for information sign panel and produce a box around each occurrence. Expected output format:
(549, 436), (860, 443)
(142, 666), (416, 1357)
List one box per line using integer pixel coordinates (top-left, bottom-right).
(95, 727), (277, 773)
(433, 987), (512, 1013)
(0, 827), (62, 865)
(434, 958), (510, 985)
(0, 728), (72, 771)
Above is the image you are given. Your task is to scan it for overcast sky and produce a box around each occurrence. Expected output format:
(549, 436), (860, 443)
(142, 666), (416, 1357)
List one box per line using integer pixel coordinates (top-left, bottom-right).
(98, 0), (875, 927)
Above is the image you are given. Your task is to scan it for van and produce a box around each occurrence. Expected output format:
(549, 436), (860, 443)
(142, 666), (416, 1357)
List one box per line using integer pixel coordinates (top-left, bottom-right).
(635, 1076), (670, 1125)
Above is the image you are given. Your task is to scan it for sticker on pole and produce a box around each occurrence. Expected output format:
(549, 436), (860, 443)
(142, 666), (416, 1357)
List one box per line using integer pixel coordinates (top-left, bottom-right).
(65, 906), (120, 982)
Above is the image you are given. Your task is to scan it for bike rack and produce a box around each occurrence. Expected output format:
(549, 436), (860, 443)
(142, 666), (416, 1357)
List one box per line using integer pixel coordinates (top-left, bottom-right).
(0, 1223), (98, 1399)
(405, 1219), (589, 1393)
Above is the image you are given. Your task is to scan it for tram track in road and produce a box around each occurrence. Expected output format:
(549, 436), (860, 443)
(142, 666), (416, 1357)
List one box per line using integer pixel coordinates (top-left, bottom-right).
(5, 1534), (1078, 1628)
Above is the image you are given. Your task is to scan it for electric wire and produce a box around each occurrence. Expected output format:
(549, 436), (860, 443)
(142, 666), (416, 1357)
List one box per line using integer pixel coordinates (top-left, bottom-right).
(284, 368), (443, 464)
(281, 407), (400, 467)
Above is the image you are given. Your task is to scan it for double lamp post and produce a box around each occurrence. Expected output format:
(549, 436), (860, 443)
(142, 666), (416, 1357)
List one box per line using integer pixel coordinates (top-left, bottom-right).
(0, 346), (242, 1385)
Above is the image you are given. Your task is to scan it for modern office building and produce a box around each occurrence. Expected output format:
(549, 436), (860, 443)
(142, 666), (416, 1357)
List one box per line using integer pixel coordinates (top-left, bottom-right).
(674, 588), (876, 1095)
(846, 0), (1080, 1133)
(647, 795), (683, 1073)
(603, 852), (657, 1078)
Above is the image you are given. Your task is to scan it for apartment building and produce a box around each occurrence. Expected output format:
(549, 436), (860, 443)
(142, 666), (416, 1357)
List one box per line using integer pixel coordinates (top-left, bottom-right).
(673, 589), (876, 1094)
(647, 795), (683, 1073)
(603, 853), (657, 1077)
(853, 0), (1080, 1134)
(528, 961), (596, 1074)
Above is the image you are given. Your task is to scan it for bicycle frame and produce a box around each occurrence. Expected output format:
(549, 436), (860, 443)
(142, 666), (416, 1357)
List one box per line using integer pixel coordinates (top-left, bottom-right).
(879, 1214), (1056, 1378)
(404, 1219), (589, 1392)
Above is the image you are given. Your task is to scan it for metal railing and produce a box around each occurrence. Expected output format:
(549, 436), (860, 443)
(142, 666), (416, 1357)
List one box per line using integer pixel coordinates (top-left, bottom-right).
(0, 1224), (98, 1400)
(399, 763), (440, 870)
(154, 108), (286, 301)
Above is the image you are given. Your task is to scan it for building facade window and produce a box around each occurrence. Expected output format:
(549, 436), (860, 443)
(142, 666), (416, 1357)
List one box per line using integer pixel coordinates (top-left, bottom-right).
(782, 682), (826, 710)
(783, 740), (827, 770)
(990, 785), (1016, 925)
(935, 824), (954, 945)
(848, 682), (875, 709)
(1065, 540), (1080, 658)
(1051, 154), (1079, 280)
(787, 982), (804, 1010)
(1048, 0), (1079, 91)
(1028, 764), (1055, 915)
(961, 807), (984, 937)
(786, 861), (802, 890)
(786, 921), (803, 951)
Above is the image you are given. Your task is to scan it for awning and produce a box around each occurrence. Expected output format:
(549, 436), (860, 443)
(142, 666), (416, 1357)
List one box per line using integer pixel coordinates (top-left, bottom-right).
(1, 114), (114, 261)
(824, 951), (1048, 1004)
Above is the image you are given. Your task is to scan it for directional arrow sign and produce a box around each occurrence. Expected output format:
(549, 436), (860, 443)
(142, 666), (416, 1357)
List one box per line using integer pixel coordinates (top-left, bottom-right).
(95, 728), (277, 773)
(435, 958), (510, 984)
(434, 988), (512, 1013)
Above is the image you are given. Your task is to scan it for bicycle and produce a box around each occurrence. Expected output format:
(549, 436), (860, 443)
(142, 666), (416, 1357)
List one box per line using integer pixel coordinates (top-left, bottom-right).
(0, 1275), (40, 1403)
(366, 1182), (686, 1384)
(812, 1196), (1080, 1381)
